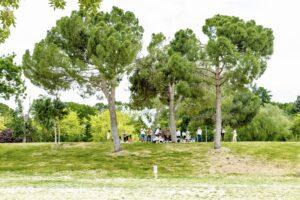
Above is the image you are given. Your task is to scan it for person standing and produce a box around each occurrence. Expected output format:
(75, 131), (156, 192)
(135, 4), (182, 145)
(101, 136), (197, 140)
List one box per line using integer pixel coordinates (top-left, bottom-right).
(106, 130), (111, 141)
(197, 127), (202, 142)
(186, 130), (191, 142)
(147, 128), (152, 142)
(232, 129), (237, 142)
(140, 128), (146, 142)
(221, 128), (226, 141)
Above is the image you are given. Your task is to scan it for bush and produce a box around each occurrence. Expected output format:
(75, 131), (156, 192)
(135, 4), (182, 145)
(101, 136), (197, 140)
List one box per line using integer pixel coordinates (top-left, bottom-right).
(239, 104), (292, 141)
(60, 111), (84, 142)
(290, 114), (300, 141)
(91, 110), (136, 142)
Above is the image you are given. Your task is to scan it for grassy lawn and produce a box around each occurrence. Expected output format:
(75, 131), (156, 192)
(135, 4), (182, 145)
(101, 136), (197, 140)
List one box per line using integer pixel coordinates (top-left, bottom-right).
(0, 142), (299, 199)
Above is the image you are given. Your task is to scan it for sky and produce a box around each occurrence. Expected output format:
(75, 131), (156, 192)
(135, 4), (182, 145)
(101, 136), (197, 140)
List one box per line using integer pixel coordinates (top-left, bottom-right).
(0, 0), (299, 110)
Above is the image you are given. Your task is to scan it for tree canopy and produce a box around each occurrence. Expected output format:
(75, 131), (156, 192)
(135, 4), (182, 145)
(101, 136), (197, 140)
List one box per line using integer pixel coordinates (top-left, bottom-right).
(0, 55), (23, 99)
(23, 6), (143, 151)
(130, 29), (201, 141)
(201, 14), (274, 149)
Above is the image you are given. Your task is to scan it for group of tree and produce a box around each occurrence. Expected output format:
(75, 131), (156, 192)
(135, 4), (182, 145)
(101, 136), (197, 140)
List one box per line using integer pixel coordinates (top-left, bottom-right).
(0, 97), (140, 143)
(1, 1), (300, 151)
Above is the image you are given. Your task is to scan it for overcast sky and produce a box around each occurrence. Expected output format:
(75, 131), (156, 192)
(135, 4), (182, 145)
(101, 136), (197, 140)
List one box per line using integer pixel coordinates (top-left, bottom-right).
(1, 0), (299, 109)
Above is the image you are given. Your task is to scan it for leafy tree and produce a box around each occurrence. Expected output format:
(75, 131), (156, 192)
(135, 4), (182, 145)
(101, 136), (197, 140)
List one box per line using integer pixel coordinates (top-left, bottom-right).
(291, 114), (300, 140)
(0, 55), (23, 99)
(60, 111), (84, 141)
(273, 102), (296, 115)
(224, 89), (261, 128)
(0, 102), (13, 131)
(66, 102), (97, 141)
(239, 104), (291, 141)
(6, 99), (33, 142)
(90, 110), (135, 142)
(201, 15), (274, 149)
(0, 0), (19, 43)
(23, 7), (143, 152)
(0, 0), (102, 43)
(294, 96), (300, 113)
(31, 97), (68, 143)
(252, 85), (272, 105)
(130, 30), (200, 142)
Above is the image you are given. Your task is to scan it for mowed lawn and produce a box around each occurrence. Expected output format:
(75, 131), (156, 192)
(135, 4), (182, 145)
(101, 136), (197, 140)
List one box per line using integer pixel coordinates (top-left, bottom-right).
(0, 142), (299, 199)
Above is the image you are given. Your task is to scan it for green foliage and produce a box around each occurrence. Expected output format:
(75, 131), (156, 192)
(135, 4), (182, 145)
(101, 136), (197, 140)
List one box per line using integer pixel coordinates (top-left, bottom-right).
(0, 0), (19, 43)
(239, 104), (292, 141)
(66, 102), (97, 120)
(130, 29), (200, 109)
(290, 114), (300, 140)
(31, 97), (68, 131)
(90, 110), (135, 141)
(22, 44), (73, 94)
(252, 85), (272, 105)
(0, 55), (23, 99)
(0, 0), (102, 43)
(202, 14), (274, 86)
(273, 102), (296, 116)
(225, 89), (261, 127)
(60, 111), (84, 142)
(294, 96), (300, 113)
(6, 100), (33, 140)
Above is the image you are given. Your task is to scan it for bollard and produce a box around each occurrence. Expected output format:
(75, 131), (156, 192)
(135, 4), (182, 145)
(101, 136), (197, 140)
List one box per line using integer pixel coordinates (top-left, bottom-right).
(153, 165), (158, 179)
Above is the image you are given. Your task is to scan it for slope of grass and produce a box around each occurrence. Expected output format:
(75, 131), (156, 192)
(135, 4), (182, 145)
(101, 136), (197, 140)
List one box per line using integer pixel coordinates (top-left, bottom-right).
(0, 142), (298, 178)
(0, 142), (299, 199)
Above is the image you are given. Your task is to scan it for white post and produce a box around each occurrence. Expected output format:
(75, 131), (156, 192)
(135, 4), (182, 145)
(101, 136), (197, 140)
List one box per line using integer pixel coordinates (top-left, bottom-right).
(153, 165), (158, 179)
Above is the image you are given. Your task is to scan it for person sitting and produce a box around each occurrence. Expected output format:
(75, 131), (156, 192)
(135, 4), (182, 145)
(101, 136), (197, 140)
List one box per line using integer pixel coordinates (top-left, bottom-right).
(176, 130), (181, 142)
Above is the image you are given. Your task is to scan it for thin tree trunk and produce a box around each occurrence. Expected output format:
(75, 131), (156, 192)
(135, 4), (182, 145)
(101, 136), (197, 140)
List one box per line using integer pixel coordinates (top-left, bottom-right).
(168, 83), (177, 142)
(54, 122), (57, 144)
(23, 135), (26, 143)
(108, 87), (122, 152)
(57, 121), (61, 144)
(214, 66), (222, 149)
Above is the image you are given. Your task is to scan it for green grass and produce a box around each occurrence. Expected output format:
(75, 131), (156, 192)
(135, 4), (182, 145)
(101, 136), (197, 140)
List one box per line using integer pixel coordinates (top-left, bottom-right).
(0, 142), (298, 178)
(0, 142), (299, 199)
(223, 142), (300, 165)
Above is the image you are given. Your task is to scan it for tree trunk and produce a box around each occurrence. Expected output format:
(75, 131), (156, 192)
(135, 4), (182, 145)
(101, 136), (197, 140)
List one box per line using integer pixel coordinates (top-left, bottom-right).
(54, 122), (57, 144)
(168, 83), (177, 142)
(214, 67), (222, 149)
(22, 135), (26, 143)
(108, 87), (122, 152)
(57, 121), (61, 144)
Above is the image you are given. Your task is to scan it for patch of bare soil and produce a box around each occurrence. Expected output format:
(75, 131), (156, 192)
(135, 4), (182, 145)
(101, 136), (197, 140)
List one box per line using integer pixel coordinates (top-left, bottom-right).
(208, 148), (292, 176)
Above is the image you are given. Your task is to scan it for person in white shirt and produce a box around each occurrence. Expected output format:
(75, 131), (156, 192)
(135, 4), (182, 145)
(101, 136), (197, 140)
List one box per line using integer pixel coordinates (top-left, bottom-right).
(197, 128), (202, 142)
(232, 129), (237, 142)
(140, 128), (146, 142)
(106, 130), (111, 141)
(155, 128), (160, 135)
(186, 130), (191, 142)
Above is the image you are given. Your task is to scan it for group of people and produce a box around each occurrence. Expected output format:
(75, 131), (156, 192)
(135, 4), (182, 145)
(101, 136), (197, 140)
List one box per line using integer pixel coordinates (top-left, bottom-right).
(139, 127), (238, 143)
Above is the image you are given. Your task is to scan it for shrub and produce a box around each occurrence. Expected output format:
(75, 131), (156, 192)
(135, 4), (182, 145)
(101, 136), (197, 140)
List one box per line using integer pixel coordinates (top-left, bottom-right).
(239, 104), (292, 141)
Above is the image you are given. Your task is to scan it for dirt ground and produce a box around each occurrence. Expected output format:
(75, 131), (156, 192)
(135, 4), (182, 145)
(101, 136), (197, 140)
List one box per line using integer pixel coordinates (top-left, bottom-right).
(208, 148), (297, 176)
